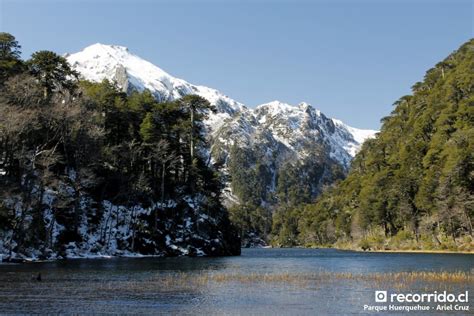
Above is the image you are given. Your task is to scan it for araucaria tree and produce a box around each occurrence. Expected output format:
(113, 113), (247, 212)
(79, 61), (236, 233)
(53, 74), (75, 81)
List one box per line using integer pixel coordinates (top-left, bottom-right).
(0, 34), (240, 260)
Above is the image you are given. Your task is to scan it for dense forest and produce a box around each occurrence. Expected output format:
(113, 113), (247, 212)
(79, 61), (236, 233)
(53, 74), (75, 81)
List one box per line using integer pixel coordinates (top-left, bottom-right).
(271, 39), (473, 251)
(1, 33), (472, 258)
(0, 33), (240, 260)
(226, 140), (344, 247)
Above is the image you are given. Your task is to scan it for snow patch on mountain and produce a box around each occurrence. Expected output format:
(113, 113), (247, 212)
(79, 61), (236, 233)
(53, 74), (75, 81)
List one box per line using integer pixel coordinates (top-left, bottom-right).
(332, 119), (378, 157)
(67, 43), (245, 132)
(66, 43), (377, 169)
(252, 100), (376, 167)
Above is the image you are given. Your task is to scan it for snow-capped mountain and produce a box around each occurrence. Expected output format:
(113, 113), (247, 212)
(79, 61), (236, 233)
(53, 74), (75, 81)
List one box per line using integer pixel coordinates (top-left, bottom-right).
(66, 43), (377, 203)
(66, 43), (244, 132)
(253, 100), (375, 167)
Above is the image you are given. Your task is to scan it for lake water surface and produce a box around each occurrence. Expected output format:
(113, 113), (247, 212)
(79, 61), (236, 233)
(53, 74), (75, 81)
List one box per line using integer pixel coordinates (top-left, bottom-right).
(0, 248), (472, 315)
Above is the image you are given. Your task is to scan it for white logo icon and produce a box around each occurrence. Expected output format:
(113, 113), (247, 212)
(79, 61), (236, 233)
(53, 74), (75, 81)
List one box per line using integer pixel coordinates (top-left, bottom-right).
(375, 291), (388, 303)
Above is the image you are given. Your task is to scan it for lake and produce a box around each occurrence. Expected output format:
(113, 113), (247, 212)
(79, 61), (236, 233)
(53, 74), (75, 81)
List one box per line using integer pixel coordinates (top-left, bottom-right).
(0, 248), (472, 315)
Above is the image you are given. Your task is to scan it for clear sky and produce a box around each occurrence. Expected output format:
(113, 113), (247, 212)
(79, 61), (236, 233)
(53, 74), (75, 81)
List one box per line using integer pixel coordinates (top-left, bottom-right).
(1, 0), (472, 129)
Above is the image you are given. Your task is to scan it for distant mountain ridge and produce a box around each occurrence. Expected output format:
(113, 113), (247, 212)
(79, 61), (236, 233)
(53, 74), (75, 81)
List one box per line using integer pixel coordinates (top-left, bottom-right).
(67, 43), (377, 205)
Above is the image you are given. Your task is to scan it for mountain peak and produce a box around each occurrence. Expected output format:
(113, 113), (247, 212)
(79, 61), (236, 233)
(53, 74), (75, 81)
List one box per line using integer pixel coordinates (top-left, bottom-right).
(67, 43), (246, 124)
(86, 42), (129, 51)
(67, 43), (377, 167)
(267, 100), (288, 106)
(256, 100), (324, 118)
(298, 102), (313, 111)
(67, 43), (188, 98)
(77, 43), (131, 59)
(256, 100), (297, 113)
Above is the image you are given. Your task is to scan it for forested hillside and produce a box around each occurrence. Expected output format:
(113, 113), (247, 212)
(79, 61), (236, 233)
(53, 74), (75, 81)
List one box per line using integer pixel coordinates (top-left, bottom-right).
(272, 39), (473, 251)
(2, 33), (470, 256)
(63, 43), (377, 247)
(0, 33), (240, 260)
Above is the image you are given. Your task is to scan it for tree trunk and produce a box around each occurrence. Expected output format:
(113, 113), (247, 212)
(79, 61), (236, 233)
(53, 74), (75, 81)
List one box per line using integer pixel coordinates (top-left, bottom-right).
(463, 209), (473, 236)
(161, 162), (165, 206)
(190, 107), (194, 161)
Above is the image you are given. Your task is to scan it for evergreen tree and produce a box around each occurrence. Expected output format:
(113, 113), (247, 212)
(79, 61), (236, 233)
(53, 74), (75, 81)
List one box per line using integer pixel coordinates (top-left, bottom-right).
(28, 50), (78, 98)
(0, 32), (23, 84)
(276, 39), (474, 250)
(0, 36), (240, 259)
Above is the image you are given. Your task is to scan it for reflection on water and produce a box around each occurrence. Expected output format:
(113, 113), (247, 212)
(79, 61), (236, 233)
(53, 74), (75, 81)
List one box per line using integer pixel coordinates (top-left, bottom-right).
(0, 248), (472, 314)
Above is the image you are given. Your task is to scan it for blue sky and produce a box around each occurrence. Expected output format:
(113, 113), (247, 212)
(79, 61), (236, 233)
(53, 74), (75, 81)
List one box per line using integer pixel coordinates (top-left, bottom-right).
(1, 0), (472, 129)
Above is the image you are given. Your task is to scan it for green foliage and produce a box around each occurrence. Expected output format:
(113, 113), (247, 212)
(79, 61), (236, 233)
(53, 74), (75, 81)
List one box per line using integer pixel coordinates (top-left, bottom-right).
(28, 50), (78, 98)
(358, 239), (371, 251)
(272, 39), (474, 251)
(0, 32), (24, 84)
(0, 32), (21, 60)
(228, 145), (271, 207)
(0, 36), (238, 256)
(271, 206), (303, 247)
(140, 112), (156, 143)
(227, 138), (343, 244)
(228, 203), (272, 241)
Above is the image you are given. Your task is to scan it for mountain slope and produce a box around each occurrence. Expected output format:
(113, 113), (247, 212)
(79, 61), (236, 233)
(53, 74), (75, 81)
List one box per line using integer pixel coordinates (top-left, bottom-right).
(275, 39), (474, 250)
(66, 43), (376, 169)
(66, 43), (378, 245)
(66, 43), (245, 132)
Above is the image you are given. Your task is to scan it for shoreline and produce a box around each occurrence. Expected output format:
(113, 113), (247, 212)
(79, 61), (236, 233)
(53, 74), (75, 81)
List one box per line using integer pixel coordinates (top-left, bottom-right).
(359, 249), (473, 255)
(2, 247), (473, 263)
(263, 246), (473, 255)
(312, 246), (474, 255)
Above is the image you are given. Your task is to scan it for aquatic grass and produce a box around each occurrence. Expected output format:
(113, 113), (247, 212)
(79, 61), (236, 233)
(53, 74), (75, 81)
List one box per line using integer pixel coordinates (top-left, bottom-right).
(330, 270), (471, 283)
(88, 270), (472, 294)
(3, 270), (469, 298)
